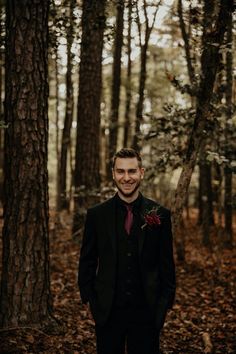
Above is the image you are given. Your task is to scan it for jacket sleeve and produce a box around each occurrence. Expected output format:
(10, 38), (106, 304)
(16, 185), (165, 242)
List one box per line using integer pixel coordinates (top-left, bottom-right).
(78, 208), (98, 304)
(155, 208), (176, 330)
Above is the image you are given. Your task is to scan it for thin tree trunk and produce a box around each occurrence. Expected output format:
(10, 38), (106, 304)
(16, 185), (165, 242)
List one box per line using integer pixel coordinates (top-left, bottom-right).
(214, 164), (224, 280)
(224, 6), (233, 247)
(198, 51), (224, 229)
(55, 49), (60, 210)
(123, 0), (132, 147)
(178, 0), (200, 226)
(108, 0), (124, 174)
(133, 41), (148, 150)
(0, 0), (57, 329)
(177, 0), (195, 85)
(0, 5), (4, 205)
(172, 0), (232, 261)
(72, 0), (106, 237)
(58, 0), (75, 211)
(198, 155), (214, 229)
(198, 164), (203, 225)
(132, 0), (160, 150)
(200, 161), (214, 246)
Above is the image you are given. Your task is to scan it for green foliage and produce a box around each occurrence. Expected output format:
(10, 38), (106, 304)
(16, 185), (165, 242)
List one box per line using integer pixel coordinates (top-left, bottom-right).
(0, 120), (8, 129)
(138, 0), (236, 188)
(142, 104), (195, 176)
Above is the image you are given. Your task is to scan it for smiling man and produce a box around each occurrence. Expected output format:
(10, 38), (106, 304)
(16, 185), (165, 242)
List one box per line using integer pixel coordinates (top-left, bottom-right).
(112, 151), (144, 202)
(78, 148), (176, 354)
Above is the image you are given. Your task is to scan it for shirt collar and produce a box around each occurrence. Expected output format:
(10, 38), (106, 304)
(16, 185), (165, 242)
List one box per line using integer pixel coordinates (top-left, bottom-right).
(115, 192), (142, 211)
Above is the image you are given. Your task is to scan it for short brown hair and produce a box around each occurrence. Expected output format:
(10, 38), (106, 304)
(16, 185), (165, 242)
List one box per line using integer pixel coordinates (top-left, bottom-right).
(112, 148), (142, 168)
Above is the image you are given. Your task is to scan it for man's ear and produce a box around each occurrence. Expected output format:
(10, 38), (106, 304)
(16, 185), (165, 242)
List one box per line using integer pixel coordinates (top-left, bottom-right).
(141, 167), (145, 179)
(112, 168), (115, 179)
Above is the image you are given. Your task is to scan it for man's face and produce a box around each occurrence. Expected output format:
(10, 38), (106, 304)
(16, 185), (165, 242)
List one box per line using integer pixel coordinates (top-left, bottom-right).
(112, 157), (145, 198)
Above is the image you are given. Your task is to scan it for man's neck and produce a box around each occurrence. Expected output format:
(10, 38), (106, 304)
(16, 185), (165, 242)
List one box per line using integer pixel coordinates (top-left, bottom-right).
(117, 190), (139, 204)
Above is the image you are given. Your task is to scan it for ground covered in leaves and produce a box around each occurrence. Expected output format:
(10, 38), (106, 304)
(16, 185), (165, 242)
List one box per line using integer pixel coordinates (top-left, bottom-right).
(0, 210), (235, 354)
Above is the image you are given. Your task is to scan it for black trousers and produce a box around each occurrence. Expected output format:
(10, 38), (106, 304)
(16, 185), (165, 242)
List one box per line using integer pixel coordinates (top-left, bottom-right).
(95, 308), (160, 354)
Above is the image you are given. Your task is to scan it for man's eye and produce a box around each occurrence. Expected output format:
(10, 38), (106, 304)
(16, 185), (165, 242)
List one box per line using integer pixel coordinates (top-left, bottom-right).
(129, 169), (137, 174)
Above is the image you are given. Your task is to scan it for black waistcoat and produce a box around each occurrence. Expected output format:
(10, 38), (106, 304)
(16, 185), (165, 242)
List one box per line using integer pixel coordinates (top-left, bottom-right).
(113, 194), (147, 309)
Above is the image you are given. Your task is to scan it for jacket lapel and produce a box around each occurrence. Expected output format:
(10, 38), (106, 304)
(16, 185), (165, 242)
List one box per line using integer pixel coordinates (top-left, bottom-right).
(105, 196), (117, 255)
(138, 195), (150, 256)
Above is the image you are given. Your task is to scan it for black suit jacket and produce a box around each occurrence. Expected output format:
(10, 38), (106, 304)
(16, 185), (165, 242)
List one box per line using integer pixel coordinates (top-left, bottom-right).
(78, 194), (176, 330)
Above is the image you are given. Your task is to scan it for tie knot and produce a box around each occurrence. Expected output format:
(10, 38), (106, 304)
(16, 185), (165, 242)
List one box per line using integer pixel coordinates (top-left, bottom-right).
(125, 204), (133, 212)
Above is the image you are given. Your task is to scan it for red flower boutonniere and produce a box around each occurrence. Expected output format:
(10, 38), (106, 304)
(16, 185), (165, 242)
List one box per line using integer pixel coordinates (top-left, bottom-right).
(141, 207), (161, 229)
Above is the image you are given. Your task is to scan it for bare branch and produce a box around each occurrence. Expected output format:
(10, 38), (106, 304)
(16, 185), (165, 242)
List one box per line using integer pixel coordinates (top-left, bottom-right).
(177, 0), (195, 85)
(135, 0), (142, 48)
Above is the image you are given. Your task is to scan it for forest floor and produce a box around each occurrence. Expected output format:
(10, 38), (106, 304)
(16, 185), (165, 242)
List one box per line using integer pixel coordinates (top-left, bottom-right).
(0, 209), (235, 354)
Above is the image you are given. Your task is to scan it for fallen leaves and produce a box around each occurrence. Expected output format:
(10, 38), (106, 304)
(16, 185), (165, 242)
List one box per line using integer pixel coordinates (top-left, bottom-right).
(0, 210), (235, 353)
(202, 332), (213, 354)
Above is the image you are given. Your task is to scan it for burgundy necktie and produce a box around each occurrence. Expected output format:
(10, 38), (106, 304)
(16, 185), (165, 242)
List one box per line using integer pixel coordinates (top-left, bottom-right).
(125, 204), (133, 235)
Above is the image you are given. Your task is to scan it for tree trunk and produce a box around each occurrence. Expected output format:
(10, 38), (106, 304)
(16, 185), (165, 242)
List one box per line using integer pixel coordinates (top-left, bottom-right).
(58, 0), (75, 211)
(198, 155), (214, 229)
(72, 0), (106, 237)
(200, 162), (214, 246)
(172, 0), (232, 261)
(108, 0), (124, 174)
(224, 6), (233, 247)
(0, 0), (56, 329)
(123, 0), (132, 147)
(198, 164), (203, 225)
(132, 1), (159, 150)
(177, 0), (195, 85)
(0, 5), (4, 206)
(132, 41), (148, 150)
(55, 48), (60, 210)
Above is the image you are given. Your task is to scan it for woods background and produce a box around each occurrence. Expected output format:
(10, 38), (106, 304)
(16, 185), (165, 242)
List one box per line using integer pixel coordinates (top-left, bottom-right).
(0, 0), (235, 353)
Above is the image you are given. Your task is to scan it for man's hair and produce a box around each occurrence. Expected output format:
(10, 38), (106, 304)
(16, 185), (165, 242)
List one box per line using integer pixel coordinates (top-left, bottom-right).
(112, 148), (142, 168)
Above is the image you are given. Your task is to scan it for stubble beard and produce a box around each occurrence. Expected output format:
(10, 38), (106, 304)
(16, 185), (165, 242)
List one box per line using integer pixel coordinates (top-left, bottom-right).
(115, 180), (141, 198)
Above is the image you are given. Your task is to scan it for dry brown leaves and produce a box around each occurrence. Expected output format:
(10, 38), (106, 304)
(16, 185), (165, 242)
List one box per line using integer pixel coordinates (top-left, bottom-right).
(0, 209), (235, 353)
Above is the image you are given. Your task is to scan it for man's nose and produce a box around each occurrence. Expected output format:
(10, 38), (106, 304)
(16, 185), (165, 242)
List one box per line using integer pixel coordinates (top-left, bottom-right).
(123, 172), (130, 181)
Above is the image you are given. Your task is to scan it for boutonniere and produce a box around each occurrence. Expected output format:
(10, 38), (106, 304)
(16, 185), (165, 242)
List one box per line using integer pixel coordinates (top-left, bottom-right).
(141, 207), (161, 229)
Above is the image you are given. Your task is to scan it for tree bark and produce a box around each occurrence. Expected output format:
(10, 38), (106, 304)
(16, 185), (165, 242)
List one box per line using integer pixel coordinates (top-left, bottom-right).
(177, 0), (195, 85)
(108, 0), (124, 174)
(123, 0), (132, 147)
(132, 0), (160, 150)
(133, 40), (148, 150)
(224, 5), (233, 247)
(0, 5), (4, 205)
(72, 0), (106, 236)
(0, 0), (56, 329)
(198, 150), (214, 229)
(200, 161), (214, 246)
(55, 48), (60, 210)
(172, 0), (233, 261)
(58, 0), (75, 211)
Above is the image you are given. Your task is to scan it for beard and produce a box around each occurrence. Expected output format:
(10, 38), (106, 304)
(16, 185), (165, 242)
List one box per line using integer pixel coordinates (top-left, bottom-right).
(114, 180), (141, 198)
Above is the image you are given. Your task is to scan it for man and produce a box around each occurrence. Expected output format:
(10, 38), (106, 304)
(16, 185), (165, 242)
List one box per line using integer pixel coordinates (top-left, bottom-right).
(78, 148), (176, 354)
